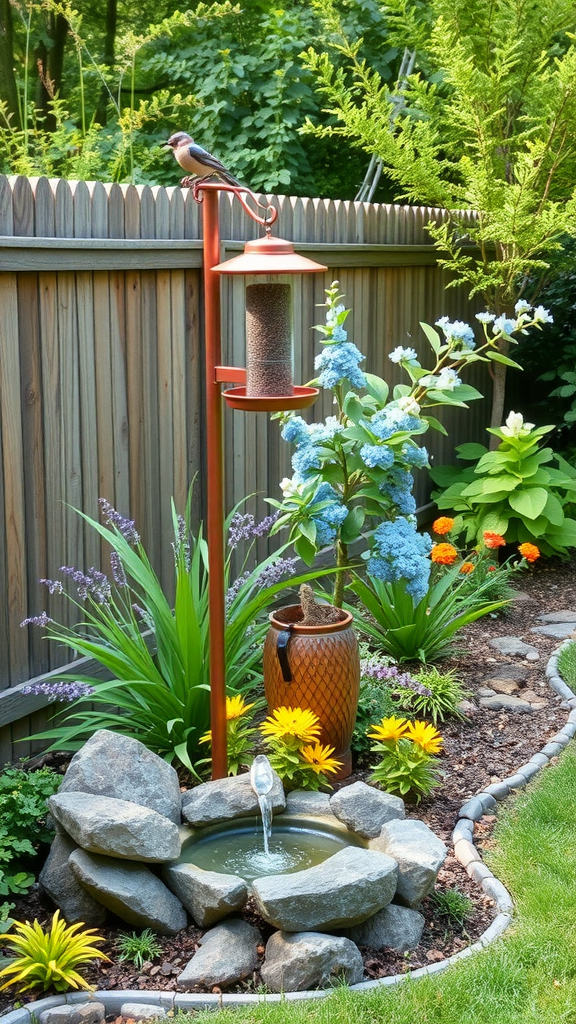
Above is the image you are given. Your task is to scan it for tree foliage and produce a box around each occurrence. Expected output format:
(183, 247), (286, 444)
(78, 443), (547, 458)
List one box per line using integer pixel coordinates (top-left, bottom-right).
(0, 0), (394, 196)
(302, 0), (576, 426)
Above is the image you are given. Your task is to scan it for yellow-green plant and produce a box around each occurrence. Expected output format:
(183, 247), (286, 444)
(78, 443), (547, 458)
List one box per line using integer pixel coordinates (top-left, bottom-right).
(0, 910), (109, 993)
(260, 706), (342, 791)
(199, 694), (262, 776)
(368, 716), (443, 802)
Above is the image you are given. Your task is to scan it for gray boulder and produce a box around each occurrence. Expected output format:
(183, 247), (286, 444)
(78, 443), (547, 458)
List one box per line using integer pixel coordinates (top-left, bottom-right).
(285, 791), (333, 817)
(162, 862), (248, 927)
(69, 849), (187, 934)
(181, 772), (285, 827)
(59, 729), (182, 824)
(261, 931), (364, 993)
(177, 918), (260, 990)
(330, 782), (405, 838)
(252, 847), (398, 932)
(48, 792), (181, 862)
(370, 819), (447, 907)
(488, 636), (539, 658)
(39, 828), (107, 926)
(343, 902), (425, 952)
(38, 1004), (105, 1024)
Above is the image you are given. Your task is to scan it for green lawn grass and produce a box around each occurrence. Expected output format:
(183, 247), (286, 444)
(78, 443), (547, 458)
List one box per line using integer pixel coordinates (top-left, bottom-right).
(557, 641), (576, 690)
(181, 745), (576, 1024)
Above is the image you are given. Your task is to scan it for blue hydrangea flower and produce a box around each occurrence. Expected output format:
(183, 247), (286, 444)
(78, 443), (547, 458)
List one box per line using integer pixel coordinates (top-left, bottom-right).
(314, 342), (366, 390)
(292, 444), (321, 480)
(401, 444), (429, 469)
(307, 417), (343, 443)
(282, 416), (310, 444)
(493, 315), (516, 336)
(331, 325), (348, 342)
(436, 317), (475, 350)
(360, 443), (395, 470)
(371, 406), (422, 440)
(367, 517), (432, 605)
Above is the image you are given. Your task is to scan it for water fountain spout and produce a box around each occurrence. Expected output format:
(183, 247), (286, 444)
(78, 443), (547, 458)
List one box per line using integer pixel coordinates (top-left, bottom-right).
(250, 755), (274, 855)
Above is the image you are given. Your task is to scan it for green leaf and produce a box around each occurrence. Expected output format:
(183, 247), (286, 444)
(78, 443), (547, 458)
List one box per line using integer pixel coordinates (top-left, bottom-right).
(456, 442), (488, 459)
(508, 487), (548, 520)
(486, 351), (523, 369)
(419, 321), (441, 353)
(363, 373), (389, 405)
(340, 506), (365, 543)
(294, 534), (317, 565)
(422, 414), (448, 435)
(298, 519), (317, 545)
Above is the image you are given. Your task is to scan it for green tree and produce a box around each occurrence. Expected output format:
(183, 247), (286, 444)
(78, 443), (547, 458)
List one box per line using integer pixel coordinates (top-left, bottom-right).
(302, 0), (576, 428)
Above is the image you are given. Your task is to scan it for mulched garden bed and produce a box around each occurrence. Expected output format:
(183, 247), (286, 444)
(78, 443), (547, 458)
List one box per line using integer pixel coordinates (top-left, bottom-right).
(0, 555), (574, 1013)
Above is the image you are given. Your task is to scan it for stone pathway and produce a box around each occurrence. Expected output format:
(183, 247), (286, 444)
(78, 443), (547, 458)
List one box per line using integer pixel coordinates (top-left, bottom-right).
(479, 608), (575, 713)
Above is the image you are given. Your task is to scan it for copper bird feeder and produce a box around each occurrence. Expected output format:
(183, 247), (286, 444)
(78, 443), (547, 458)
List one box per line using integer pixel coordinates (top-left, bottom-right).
(193, 180), (327, 778)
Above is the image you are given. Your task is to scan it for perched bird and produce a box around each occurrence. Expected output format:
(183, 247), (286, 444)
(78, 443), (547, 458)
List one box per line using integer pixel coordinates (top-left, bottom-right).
(163, 131), (242, 187)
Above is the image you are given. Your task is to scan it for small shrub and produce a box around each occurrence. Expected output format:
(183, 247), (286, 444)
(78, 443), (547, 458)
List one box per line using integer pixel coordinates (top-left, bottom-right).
(430, 887), (475, 928)
(260, 706), (342, 790)
(557, 641), (576, 689)
(0, 766), (61, 907)
(0, 910), (109, 993)
(368, 717), (443, 802)
(351, 681), (399, 759)
(115, 928), (162, 969)
(397, 667), (470, 726)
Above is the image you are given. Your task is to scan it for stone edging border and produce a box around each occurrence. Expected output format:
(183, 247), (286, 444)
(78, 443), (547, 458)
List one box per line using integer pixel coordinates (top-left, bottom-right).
(2, 639), (575, 1021)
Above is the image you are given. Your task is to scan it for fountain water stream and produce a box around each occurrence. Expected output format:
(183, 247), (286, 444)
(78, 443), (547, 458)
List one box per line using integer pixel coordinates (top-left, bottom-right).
(250, 754), (274, 855)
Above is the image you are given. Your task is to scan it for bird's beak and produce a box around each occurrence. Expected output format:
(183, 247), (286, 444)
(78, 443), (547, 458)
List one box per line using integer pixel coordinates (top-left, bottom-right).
(161, 141), (172, 149)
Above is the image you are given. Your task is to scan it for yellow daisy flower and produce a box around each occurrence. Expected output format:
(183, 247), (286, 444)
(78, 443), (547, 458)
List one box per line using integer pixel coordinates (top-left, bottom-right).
(226, 695), (255, 720)
(301, 743), (342, 775)
(260, 706), (321, 744)
(405, 720), (443, 755)
(367, 716), (409, 742)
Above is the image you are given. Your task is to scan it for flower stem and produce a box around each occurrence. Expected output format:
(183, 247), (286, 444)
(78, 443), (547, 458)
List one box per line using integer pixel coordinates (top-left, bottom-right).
(333, 539), (349, 607)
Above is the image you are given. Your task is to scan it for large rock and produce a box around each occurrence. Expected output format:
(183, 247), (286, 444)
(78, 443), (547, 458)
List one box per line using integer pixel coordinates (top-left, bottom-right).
(162, 862), (248, 927)
(48, 792), (181, 862)
(69, 849), (187, 934)
(252, 847), (397, 933)
(181, 772), (285, 827)
(285, 791), (333, 817)
(369, 819), (447, 907)
(39, 828), (107, 926)
(59, 729), (182, 824)
(176, 919), (260, 990)
(343, 902), (425, 952)
(261, 931), (364, 993)
(330, 782), (405, 838)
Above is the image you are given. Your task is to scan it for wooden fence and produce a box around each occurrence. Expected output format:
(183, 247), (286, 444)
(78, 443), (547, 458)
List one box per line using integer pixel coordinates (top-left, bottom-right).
(0, 174), (491, 764)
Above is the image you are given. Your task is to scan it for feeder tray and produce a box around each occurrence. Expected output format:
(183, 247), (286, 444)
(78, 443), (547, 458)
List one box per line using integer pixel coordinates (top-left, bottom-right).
(222, 386), (319, 412)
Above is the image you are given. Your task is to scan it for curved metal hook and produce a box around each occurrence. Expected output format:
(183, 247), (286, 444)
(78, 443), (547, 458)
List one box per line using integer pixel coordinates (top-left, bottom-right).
(190, 179), (278, 229)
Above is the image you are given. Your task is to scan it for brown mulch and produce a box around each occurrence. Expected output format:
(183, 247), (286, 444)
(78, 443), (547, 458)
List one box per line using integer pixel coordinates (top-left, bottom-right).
(0, 556), (574, 1011)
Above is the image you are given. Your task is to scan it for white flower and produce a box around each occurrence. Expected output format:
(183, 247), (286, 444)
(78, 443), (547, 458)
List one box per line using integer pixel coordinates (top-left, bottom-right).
(514, 300), (531, 314)
(532, 305), (553, 324)
(501, 411), (535, 437)
(475, 312), (496, 324)
(389, 346), (419, 364)
(436, 368), (462, 391)
(280, 477), (302, 497)
(397, 395), (421, 416)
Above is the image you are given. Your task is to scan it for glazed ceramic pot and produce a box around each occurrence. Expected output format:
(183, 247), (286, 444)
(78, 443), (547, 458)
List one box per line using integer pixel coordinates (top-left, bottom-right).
(263, 604), (360, 779)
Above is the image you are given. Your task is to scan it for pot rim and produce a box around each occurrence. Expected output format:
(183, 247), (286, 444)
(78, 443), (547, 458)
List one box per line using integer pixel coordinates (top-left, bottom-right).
(268, 603), (354, 634)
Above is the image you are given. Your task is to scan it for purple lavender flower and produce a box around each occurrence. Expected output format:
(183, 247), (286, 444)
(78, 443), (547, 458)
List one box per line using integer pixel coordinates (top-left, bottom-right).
(360, 660), (432, 696)
(257, 557), (298, 589)
(98, 498), (140, 545)
(110, 552), (127, 587)
(21, 681), (95, 703)
(132, 604), (155, 631)
(38, 578), (64, 595)
(227, 511), (279, 549)
(21, 612), (52, 628)
(60, 565), (111, 603)
(225, 570), (251, 607)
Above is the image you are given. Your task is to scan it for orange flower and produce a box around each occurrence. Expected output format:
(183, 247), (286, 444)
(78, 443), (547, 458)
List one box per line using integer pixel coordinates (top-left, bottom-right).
(432, 516), (455, 535)
(431, 543), (458, 565)
(487, 565), (497, 572)
(459, 561), (475, 574)
(518, 542), (540, 563)
(483, 531), (506, 549)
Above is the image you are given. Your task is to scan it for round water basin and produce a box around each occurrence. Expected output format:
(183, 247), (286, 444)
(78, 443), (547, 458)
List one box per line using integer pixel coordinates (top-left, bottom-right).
(178, 814), (366, 884)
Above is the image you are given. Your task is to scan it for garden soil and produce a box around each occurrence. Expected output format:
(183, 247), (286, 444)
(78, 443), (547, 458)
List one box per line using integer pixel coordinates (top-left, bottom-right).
(0, 556), (574, 1012)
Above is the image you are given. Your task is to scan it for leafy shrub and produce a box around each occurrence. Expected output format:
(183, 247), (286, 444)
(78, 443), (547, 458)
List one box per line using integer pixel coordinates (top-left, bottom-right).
(199, 695), (262, 777)
(351, 681), (399, 759)
(0, 911), (108, 993)
(0, 766), (61, 914)
(260, 707), (342, 791)
(368, 717), (443, 802)
(430, 414), (576, 556)
(24, 498), (320, 776)
(397, 667), (470, 726)
(115, 928), (162, 970)
(350, 568), (509, 663)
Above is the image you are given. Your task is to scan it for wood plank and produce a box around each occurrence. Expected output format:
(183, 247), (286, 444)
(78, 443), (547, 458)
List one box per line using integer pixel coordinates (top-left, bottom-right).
(18, 272), (49, 678)
(76, 271), (100, 569)
(11, 176), (34, 235)
(0, 274), (29, 683)
(0, 175), (14, 234)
